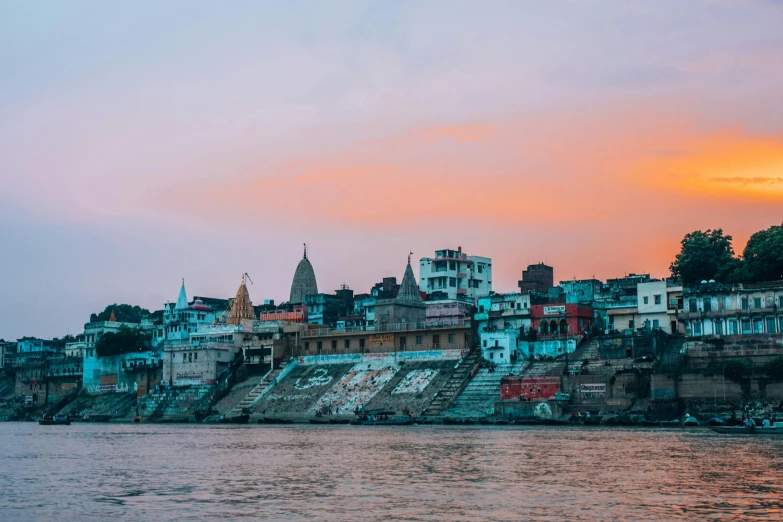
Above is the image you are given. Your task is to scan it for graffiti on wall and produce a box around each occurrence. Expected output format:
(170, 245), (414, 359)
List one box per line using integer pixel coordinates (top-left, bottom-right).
(311, 364), (397, 414)
(391, 369), (438, 395)
(86, 382), (138, 395)
(294, 368), (333, 390)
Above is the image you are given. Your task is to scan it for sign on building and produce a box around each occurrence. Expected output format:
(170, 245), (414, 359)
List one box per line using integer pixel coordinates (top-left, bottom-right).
(579, 383), (606, 394)
(369, 334), (395, 345)
(543, 305), (567, 315)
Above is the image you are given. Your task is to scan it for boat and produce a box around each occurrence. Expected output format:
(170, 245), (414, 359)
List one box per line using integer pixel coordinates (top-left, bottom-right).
(711, 423), (783, 435)
(494, 420), (510, 425)
(261, 417), (294, 424)
(543, 419), (570, 426)
(683, 415), (699, 427)
(478, 418), (494, 425)
(87, 414), (112, 422)
(173, 417), (189, 423)
(38, 415), (71, 426)
(328, 419), (350, 424)
(639, 419), (661, 427)
(414, 418), (435, 425)
(309, 418), (331, 424)
(360, 417), (414, 426)
(218, 413), (250, 424)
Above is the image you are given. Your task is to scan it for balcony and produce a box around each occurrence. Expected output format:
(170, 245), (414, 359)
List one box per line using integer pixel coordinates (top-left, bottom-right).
(302, 318), (470, 337)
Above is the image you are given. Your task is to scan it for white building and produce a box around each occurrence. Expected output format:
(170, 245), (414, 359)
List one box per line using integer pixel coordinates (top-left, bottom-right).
(475, 293), (532, 363)
(680, 281), (783, 337)
(637, 280), (669, 332)
(419, 247), (491, 300)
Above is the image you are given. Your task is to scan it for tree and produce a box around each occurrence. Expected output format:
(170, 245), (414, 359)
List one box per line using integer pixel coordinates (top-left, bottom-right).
(90, 304), (150, 324)
(95, 325), (152, 357)
(741, 222), (783, 283)
(764, 356), (783, 381)
(669, 229), (740, 284)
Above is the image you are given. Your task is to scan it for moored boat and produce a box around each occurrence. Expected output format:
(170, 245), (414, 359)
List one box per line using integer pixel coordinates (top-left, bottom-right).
(261, 417), (294, 424)
(309, 418), (330, 424)
(218, 413), (250, 424)
(39, 415), (71, 426)
(711, 423), (783, 435)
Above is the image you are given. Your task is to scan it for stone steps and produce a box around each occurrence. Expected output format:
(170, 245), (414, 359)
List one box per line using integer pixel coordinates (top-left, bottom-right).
(227, 364), (287, 416)
(444, 360), (527, 417)
(425, 352), (482, 416)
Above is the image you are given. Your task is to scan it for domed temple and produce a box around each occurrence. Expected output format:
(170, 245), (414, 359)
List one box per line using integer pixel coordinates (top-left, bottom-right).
(289, 244), (318, 304)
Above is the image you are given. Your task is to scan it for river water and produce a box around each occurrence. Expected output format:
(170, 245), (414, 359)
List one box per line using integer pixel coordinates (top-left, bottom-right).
(1, 423), (782, 521)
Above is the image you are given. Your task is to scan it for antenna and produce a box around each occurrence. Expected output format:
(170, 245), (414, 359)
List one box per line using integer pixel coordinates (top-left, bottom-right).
(244, 272), (254, 285)
(303, 243), (307, 259)
(408, 251), (413, 265)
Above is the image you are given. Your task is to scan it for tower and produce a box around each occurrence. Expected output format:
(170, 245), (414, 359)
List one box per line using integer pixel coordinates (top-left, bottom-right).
(227, 274), (256, 325)
(289, 243), (318, 304)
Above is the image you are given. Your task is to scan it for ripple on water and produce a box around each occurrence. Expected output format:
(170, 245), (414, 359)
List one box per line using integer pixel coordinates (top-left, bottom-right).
(1, 424), (783, 520)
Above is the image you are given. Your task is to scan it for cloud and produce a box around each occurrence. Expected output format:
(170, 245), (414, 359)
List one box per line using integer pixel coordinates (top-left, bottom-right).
(708, 176), (783, 185)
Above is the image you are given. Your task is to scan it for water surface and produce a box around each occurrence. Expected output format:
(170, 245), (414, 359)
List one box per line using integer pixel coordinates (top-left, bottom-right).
(1, 423), (782, 520)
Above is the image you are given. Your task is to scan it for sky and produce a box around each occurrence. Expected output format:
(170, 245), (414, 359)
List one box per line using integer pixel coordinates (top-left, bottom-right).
(1, 0), (782, 340)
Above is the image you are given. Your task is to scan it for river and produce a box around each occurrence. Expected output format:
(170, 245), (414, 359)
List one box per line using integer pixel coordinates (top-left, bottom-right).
(1, 423), (782, 520)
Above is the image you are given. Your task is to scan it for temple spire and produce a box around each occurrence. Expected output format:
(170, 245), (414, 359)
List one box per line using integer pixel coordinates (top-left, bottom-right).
(227, 275), (256, 325)
(109, 308), (116, 322)
(397, 253), (423, 304)
(176, 278), (188, 310)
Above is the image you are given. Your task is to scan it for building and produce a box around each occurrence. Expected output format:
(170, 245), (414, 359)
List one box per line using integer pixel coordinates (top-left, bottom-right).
(678, 280), (783, 337)
(226, 274), (256, 325)
(475, 293), (532, 363)
(375, 256), (426, 329)
(518, 263), (554, 294)
(419, 247), (491, 300)
(531, 304), (594, 337)
(154, 280), (221, 346)
(425, 300), (474, 328)
(289, 245), (318, 304)
(306, 288), (354, 326)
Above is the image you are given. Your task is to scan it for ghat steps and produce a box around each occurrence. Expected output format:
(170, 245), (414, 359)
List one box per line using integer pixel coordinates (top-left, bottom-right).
(424, 351), (482, 417)
(444, 359), (527, 418)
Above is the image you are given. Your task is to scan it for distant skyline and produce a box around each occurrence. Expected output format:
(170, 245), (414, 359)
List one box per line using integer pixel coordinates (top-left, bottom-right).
(1, 1), (782, 339)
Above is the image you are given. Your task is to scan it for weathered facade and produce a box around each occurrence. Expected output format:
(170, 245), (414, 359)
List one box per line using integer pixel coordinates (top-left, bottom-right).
(419, 247), (491, 300)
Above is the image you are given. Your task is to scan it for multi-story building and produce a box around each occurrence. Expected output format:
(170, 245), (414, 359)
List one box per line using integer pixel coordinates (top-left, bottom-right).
(678, 280), (783, 337)
(475, 293), (532, 363)
(419, 247), (491, 300)
(518, 263), (554, 294)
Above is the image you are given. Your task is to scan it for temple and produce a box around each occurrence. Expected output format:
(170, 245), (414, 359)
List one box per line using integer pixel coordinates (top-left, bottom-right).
(374, 253), (426, 329)
(289, 244), (318, 304)
(227, 274), (256, 325)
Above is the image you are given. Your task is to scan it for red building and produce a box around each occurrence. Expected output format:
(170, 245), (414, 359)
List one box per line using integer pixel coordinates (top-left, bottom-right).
(530, 303), (594, 336)
(501, 376), (560, 401)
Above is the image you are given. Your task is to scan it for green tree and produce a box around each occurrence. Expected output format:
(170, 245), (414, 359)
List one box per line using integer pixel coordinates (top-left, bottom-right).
(764, 356), (783, 381)
(90, 304), (150, 324)
(741, 222), (783, 283)
(95, 325), (152, 357)
(723, 359), (751, 383)
(670, 229), (740, 284)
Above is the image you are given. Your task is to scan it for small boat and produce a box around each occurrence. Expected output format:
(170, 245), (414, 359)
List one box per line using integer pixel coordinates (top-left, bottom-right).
(659, 420), (680, 427)
(309, 418), (330, 424)
(639, 419), (661, 427)
(543, 419), (570, 426)
(39, 415), (71, 426)
(683, 415), (699, 427)
(414, 418), (435, 425)
(261, 417), (294, 424)
(173, 417), (189, 423)
(478, 418), (494, 425)
(218, 413), (250, 424)
(494, 420), (510, 425)
(711, 423), (783, 435)
(360, 417), (414, 426)
(328, 419), (350, 424)
(85, 414), (112, 422)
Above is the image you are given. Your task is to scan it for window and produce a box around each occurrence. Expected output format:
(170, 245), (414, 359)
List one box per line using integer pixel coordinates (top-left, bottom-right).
(449, 277), (456, 287)
(780, 317), (783, 333)
(344, 340), (350, 349)
(729, 320), (738, 335)
(416, 335), (423, 345)
(194, 352), (197, 361)
(653, 319), (660, 329)
(766, 317), (776, 334)
(742, 297), (749, 310)
(432, 335), (440, 347)
(317, 341), (322, 351)
(779, 296), (783, 308)
(741, 319), (751, 334)
(182, 353), (186, 361)
(494, 340), (499, 347)
(448, 334), (455, 344)
(478, 264), (484, 273)
(359, 339), (365, 349)
(483, 340), (487, 347)
(643, 296), (649, 305)
(703, 299), (712, 313)
(304, 342), (310, 350)
(754, 298), (762, 309)
(654, 295), (662, 305)
(399, 336), (407, 349)
(330, 340), (337, 350)
(753, 318), (763, 334)
(689, 299), (697, 313)
(490, 353), (494, 359)
(715, 320), (723, 335)
(449, 261), (456, 271)
(693, 322), (702, 336)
